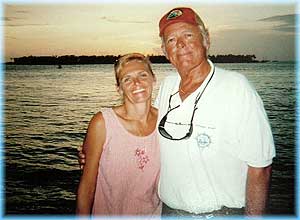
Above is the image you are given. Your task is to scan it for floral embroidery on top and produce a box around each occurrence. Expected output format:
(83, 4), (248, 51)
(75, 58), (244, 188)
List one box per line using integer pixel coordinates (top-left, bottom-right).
(135, 147), (150, 171)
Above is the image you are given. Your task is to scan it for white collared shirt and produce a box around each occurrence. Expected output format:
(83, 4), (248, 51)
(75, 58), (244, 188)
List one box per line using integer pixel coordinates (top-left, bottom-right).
(155, 60), (275, 214)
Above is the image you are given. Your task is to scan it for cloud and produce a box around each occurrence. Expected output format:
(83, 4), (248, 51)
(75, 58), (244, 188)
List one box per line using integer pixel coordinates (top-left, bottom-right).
(6, 36), (17, 40)
(211, 28), (295, 61)
(4, 17), (13, 22)
(15, 10), (29, 14)
(258, 14), (296, 33)
(5, 23), (49, 27)
(258, 14), (295, 23)
(99, 16), (150, 24)
(3, 16), (24, 22)
(4, 14), (48, 27)
(3, 8), (49, 27)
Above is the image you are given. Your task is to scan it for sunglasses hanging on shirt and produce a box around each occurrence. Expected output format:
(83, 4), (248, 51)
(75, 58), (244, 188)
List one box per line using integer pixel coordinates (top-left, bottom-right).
(158, 66), (215, 141)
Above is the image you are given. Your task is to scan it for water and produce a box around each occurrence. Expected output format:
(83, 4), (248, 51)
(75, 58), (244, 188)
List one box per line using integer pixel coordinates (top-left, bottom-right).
(3, 62), (296, 215)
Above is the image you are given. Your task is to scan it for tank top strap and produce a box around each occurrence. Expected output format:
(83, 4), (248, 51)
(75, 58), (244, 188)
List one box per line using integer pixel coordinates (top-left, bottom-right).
(101, 108), (120, 149)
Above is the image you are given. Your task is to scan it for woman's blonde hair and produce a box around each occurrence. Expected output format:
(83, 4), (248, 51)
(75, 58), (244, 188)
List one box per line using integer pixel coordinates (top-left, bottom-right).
(114, 53), (154, 86)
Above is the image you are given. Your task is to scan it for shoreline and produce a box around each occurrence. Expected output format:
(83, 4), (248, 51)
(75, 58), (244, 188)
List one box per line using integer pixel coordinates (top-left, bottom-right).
(4, 54), (287, 65)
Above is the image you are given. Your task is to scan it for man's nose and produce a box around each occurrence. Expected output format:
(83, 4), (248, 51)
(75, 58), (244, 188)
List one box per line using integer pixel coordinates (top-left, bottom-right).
(176, 37), (186, 48)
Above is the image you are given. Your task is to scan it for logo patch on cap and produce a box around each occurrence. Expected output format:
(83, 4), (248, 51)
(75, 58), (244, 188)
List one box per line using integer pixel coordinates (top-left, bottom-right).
(167, 9), (183, 20)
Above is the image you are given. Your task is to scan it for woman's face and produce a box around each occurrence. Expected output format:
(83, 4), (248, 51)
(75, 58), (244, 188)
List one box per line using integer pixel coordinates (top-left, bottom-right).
(117, 60), (155, 104)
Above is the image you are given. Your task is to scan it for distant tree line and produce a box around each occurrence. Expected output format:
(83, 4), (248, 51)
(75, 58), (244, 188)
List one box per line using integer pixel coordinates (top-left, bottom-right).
(8, 54), (261, 65)
(209, 54), (258, 63)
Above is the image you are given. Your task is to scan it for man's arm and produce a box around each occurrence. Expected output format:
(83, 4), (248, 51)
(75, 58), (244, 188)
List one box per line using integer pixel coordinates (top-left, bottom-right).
(245, 165), (272, 216)
(77, 145), (85, 170)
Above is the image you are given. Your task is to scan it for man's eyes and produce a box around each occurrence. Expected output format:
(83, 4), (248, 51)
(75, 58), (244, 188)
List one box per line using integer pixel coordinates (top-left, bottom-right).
(167, 38), (175, 44)
(166, 33), (194, 44)
(140, 72), (149, 77)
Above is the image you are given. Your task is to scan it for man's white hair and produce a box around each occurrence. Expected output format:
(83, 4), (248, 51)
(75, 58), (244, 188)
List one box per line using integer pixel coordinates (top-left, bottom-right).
(161, 10), (210, 58)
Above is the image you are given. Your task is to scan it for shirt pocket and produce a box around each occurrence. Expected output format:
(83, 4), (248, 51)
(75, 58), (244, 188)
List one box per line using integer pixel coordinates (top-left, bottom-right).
(189, 123), (218, 157)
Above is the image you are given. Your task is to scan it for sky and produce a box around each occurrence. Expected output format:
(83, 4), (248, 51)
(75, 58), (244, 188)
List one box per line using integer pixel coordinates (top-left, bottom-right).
(2, 1), (299, 62)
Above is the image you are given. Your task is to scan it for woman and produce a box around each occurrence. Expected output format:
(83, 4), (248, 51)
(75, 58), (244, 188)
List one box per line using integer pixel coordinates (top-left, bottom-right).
(76, 53), (161, 216)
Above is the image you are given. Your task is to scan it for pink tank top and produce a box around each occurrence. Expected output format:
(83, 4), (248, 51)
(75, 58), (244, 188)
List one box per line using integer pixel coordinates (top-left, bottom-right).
(92, 108), (162, 216)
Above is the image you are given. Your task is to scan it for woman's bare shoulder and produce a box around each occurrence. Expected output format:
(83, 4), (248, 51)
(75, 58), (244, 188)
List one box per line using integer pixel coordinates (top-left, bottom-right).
(88, 111), (106, 130)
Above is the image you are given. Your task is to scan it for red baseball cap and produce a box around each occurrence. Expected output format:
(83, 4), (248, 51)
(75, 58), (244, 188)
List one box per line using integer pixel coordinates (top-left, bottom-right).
(159, 7), (203, 37)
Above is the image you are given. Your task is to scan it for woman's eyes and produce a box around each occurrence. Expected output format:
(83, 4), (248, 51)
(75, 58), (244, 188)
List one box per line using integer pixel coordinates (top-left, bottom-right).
(121, 72), (150, 84)
(122, 77), (132, 83)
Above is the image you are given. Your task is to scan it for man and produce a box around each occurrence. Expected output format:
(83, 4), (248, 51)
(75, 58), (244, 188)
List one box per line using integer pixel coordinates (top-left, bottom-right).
(78, 7), (275, 217)
(155, 7), (275, 217)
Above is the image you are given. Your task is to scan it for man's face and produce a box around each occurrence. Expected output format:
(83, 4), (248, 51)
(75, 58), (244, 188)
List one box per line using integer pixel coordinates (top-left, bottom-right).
(162, 22), (209, 72)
